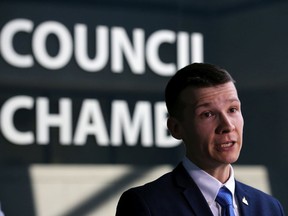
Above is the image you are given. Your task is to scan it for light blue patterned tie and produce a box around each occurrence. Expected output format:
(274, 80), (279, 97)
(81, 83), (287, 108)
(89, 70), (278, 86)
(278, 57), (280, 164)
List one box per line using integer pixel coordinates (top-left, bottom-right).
(216, 187), (235, 216)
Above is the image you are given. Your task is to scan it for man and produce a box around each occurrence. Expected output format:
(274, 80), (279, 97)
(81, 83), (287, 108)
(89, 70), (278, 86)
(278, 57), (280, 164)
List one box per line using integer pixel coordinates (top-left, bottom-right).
(115, 63), (285, 216)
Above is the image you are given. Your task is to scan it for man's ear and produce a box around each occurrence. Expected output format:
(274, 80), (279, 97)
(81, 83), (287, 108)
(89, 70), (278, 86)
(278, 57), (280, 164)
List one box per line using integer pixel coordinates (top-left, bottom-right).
(167, 117), (182, 140)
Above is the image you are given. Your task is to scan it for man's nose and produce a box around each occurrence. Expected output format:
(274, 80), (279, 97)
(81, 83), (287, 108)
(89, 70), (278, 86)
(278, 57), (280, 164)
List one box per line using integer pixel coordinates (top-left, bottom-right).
(215, 113), (235, 134)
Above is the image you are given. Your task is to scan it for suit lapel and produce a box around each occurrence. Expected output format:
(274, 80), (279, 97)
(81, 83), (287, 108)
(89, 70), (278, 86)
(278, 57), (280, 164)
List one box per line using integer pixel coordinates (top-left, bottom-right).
(173, 163), (214, 216)
(183, 187), (214, 216)
(235, 181), (251, 216)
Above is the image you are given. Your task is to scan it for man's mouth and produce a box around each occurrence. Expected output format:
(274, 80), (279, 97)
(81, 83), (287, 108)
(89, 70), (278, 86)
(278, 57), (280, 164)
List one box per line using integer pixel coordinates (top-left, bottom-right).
(220, 142), (235, 148)
(216, 141), (236, 150)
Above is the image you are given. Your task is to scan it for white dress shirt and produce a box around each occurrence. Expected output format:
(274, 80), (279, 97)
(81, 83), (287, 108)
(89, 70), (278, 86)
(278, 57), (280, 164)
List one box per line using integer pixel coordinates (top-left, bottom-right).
(182, 157), (240, 216)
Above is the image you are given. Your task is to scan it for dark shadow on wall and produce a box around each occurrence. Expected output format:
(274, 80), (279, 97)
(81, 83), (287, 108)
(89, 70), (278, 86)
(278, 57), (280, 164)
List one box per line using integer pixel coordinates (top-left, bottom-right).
(0, 165), (36, 216)
(60, 166), (156, 216)
(267, 164), (288, 214)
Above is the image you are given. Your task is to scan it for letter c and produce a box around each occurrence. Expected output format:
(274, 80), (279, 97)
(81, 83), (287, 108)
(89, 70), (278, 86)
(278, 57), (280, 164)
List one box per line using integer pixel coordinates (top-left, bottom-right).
(0, 19), (34, 67)
(0, 96), (34, 145)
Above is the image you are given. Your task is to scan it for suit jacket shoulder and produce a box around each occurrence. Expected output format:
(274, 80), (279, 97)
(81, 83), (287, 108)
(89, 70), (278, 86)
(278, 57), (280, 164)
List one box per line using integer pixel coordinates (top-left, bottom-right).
(235, 180), (286, 215)
(116, 163), (213, 216)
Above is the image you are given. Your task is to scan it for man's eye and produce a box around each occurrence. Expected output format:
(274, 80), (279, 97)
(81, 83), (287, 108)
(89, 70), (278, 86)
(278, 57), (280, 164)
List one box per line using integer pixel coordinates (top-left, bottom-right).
(230, 107), (237, 113)
(202, 112), (213, 118)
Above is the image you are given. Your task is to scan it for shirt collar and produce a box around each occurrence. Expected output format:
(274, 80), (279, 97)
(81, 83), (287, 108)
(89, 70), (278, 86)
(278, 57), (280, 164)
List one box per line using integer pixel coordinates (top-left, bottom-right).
(182, 157), (236, 206)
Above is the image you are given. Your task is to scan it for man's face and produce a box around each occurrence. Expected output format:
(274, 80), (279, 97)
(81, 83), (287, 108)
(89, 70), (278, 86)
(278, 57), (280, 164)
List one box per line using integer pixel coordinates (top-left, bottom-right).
(169, 82), (244, 171)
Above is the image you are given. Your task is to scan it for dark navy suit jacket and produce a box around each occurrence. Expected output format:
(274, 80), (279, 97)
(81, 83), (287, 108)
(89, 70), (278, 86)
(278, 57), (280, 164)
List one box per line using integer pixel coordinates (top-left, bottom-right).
(116, 163), (285, 216)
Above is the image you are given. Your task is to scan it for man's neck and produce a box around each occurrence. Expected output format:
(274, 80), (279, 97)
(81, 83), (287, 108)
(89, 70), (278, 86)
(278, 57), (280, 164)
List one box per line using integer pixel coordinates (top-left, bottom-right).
(188, 157), (231, 183)
(203, 165), (231, 183)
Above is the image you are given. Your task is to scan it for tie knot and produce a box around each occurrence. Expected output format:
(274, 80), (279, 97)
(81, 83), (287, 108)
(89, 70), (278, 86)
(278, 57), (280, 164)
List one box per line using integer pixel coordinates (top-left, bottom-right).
(216, 187), (233, 207)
